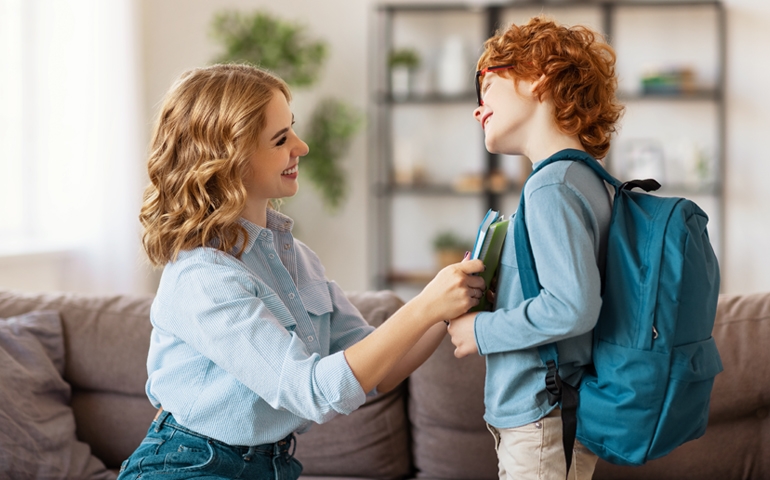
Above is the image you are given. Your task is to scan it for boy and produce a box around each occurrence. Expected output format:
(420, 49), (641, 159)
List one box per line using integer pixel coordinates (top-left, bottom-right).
(447, 16), (624, 480)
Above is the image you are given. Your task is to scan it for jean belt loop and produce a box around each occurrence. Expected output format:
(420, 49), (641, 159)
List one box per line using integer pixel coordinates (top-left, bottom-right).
(243, 445), (257, 462)
(153, 409), (172, 433)
(272, 434), (295, 463)
(288, 434), (296, 461)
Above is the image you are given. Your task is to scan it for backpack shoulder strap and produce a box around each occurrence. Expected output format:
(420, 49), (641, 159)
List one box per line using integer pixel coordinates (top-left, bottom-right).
(514, 148), (613, 477)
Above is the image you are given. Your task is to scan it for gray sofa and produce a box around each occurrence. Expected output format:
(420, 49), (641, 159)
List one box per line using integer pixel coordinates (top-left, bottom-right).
(0, 287), (768, 479)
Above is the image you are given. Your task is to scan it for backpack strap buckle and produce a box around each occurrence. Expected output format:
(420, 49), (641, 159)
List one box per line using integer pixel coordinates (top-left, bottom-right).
(545, 359), (562, 406)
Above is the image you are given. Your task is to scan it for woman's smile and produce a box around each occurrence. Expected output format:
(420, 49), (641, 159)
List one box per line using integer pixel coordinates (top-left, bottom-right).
(282, 164), (299, 179)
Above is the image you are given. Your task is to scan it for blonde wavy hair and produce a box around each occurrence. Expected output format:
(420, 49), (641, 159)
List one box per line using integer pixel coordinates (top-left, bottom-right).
(478, 16), (624, 159)
(140, 63), (290, 267)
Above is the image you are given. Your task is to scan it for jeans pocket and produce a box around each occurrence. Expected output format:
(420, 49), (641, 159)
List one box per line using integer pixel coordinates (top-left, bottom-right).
(162, 441), (216, 471)
(138, 430), (218, 478)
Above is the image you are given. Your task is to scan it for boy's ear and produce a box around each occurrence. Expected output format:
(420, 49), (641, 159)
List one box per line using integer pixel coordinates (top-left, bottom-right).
(530, 74), (546, 93)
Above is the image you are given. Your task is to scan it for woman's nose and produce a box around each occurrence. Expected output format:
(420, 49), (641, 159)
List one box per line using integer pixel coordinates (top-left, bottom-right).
(295, 137), (309, 157)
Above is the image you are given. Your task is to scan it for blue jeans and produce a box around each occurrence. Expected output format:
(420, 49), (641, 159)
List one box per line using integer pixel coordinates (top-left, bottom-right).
(117, 410), (302, 480)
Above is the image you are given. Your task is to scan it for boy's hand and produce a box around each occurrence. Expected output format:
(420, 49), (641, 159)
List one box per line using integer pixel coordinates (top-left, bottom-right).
(485, 268), (499, 305)
(447, 312), (479, 358)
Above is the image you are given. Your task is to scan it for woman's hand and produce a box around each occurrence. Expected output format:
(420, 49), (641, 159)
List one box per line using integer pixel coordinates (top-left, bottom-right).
(345, 255), (484, 393)
(447, 312), (479, 357)
(412, 254), (486, 325)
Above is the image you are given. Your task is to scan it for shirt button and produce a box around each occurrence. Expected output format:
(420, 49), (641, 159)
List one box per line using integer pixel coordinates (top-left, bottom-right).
(307, 336), (314, 342)
(268, 254), (275, 259)
(261, 232), (268, 237)
(283, 244), (291, 250)
(288, 293), (295, 299)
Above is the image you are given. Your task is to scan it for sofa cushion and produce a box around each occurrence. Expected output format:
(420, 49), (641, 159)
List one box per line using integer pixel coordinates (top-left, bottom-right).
(0, 310), (114, 479)
(708, 291), (770, 422)
(408, 333), (498, 478)
(295, 290), (412, 479)
(0, 289), (157, 469)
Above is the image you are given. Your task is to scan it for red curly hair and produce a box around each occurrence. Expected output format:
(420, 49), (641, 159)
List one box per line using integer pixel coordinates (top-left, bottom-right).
(477, 16), (623, 159)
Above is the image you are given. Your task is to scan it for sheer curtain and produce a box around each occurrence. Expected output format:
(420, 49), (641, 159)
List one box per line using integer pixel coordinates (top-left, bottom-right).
(0, 0), (146, 294)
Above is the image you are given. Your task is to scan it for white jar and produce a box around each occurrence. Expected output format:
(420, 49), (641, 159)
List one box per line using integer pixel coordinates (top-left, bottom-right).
(436, 35), (468, 96)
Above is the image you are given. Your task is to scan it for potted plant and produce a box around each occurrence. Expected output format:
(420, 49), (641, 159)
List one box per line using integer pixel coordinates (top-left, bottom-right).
(210, 10), (362, 212)
(388, 48), (420, 98)
(432, 231), (472, 270)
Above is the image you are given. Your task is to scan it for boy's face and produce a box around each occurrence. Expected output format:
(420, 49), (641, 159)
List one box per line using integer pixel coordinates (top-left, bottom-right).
(473, 72), (538, 156)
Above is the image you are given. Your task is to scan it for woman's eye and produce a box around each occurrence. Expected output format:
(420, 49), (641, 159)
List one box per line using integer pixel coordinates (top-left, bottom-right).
(276, 136), (287, 146)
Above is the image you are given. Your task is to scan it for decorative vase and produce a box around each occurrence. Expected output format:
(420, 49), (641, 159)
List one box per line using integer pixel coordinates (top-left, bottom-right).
(391, 65), (412, 99)
(436, 35), (467, 96)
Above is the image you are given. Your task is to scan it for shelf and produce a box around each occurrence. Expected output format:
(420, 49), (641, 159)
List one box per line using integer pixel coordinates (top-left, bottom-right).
(653, 182), (722, 196)
(376, 91), (477, 105)
(378, 0), (723, 10)
(618, 89), (722, 102)
(386, 270), (437, 286)
(371, 0), (726, 291)
(375, 183), (523, 197)
(378, 3), (485, 13)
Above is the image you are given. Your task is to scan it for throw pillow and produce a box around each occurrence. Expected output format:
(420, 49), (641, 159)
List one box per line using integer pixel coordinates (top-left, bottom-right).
(0, 310), (114, 480)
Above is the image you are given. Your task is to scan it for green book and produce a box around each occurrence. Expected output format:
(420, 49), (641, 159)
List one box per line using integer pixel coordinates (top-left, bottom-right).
(470, 210), (509, 312)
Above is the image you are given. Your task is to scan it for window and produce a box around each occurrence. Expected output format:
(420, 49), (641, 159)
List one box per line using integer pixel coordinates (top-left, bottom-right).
(0, 0), (146, 293)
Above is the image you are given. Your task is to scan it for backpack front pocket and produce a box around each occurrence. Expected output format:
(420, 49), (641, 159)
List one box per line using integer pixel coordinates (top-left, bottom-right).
(650, 336), (723, 459)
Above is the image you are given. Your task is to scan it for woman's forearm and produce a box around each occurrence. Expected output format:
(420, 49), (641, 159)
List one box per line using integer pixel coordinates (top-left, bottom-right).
(344, 258), (486, 393)
(376, 322), (447, 393)
(344, 300), (432, 393)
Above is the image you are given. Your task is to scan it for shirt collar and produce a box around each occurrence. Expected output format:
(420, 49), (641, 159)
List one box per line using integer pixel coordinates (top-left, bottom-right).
(238, 209), (295, 254)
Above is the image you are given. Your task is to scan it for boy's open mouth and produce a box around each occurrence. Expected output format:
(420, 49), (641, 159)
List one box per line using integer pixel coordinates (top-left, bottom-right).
(482, 113), (492, 130)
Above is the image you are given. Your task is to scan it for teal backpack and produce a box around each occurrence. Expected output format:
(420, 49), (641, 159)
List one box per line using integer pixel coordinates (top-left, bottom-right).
(513, 149), (723, 470)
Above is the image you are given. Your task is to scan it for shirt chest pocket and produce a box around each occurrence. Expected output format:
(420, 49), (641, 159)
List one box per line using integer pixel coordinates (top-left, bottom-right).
(300, 282), (334, 322)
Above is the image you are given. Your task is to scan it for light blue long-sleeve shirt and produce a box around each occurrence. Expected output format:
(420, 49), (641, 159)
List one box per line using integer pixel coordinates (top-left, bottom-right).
(145, 209), (374, 446)
(475, 153), (611, 429)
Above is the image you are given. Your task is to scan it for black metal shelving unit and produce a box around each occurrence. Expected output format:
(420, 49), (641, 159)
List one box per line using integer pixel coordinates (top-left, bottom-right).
(369, 0), (726, 294)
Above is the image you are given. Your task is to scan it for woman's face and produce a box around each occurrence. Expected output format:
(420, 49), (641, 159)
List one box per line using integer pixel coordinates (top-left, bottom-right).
(244, 91), (309, 206)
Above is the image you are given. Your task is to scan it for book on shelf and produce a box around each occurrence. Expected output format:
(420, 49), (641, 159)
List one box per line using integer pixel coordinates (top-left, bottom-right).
(470, 209), (509, 312)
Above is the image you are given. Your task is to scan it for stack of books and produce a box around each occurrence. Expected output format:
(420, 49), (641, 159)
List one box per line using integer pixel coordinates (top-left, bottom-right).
(470, 209), (509, 312)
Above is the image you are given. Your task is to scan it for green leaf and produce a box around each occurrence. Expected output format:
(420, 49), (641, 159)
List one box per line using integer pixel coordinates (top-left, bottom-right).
(302, 98), (363, 211)
(210, 10), (328, 88)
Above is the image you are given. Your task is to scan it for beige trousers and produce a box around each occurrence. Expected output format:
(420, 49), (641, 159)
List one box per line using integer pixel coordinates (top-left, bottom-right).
(487, 409), (598, 480)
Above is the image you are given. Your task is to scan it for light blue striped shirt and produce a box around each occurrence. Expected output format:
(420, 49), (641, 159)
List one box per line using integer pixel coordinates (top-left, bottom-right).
(145, 209), (375, 446)
(475, 157), (611, 429)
